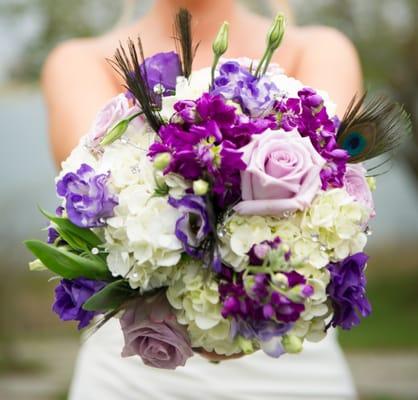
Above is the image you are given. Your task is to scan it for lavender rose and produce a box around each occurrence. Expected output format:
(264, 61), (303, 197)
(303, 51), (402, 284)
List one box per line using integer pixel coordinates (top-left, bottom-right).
(57, 164), (118, 228)
(344, 164), (375, 215)
(235, 130), (326, 216)
(120, 292), (193, 370)
(88, 93), (139, 143)
(52, 278), (106, 329)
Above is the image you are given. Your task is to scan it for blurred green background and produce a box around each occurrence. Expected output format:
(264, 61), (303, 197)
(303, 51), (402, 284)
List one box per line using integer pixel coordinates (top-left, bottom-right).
(0, 1), (417, 399)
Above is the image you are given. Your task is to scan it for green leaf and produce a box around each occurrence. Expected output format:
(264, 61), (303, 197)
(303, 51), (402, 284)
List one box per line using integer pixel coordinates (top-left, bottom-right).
(40, 209), (102, 248)
(83, 280), (136, 312)
(24, 240), (111, 280)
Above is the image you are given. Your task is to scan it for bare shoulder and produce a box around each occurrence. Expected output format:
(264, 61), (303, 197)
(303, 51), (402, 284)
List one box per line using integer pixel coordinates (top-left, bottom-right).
(294, 25), (360, 64)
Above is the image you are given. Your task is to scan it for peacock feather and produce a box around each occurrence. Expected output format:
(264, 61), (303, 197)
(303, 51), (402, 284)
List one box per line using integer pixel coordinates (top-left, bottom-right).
(110, 38), (165, 133)
(173, 8), (199, 78)
(337, 93), (412, 164)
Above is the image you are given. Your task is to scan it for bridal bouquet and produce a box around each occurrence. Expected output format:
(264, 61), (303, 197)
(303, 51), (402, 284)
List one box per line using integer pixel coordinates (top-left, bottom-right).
(26, 10), (409, 369)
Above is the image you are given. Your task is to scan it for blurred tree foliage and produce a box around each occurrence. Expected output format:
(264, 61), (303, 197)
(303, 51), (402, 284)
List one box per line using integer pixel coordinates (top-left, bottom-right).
(0, 0), (121, 81)
(0, 0), (416, 176)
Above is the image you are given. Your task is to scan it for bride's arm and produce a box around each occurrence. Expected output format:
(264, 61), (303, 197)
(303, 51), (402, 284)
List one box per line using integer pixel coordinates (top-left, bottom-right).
(42, 40), (118, 166)
(293, 26), (363, 117)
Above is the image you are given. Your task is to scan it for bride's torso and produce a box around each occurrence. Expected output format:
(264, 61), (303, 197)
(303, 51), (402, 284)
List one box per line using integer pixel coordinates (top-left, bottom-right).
(84, 9), (305, 93)
(70, 318), (356, 400)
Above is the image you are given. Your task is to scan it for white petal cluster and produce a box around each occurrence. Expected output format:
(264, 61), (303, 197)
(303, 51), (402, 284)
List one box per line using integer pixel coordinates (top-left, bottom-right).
(166, 261), (241, 355)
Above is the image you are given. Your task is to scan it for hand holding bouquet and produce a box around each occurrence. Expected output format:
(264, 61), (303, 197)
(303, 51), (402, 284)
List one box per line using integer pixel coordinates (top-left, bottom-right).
(26, 10), (410, 369)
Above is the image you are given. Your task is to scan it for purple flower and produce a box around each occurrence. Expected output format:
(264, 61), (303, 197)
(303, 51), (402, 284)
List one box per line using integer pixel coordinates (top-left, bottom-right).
(52, 278), (106, 329)
(168, 195), (211, 258)
(57, 164), (118, 228)
(275, 88), (349, 189)
(248, 238), (282, 265)
(326, 253), (371, 330)
(120, 292), (193, 370)
(141, 52), (182, 106)
(231, 318), (291, 358)
(150, 93), (263, 207)
(47, 206), (64, 244)
(212, 61), (278, 117)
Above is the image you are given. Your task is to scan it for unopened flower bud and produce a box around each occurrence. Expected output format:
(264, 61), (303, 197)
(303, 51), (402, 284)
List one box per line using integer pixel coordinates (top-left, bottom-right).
(154, 153), (171, 171)
(282, 335), (303, 354)
(213, 22), (230, 56)
(193, 179), (209, 196)
(100, 119), (130, 146)
(272, 272), (288, 288)
(287, 284), (314, 303)
(29, 259), (47, 272)
(237, 337), (254, 355)
(267, 13), (286, 50)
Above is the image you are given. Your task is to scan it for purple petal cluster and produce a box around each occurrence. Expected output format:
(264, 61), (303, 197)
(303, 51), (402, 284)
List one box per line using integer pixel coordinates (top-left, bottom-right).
(57, 164), (118, 228)
(141, 51), (182, 106)
(326, 253), (371, 330)
(276, 88), (349, 189)
(168, 195), (211, 258)
(212, 61), (278, 117)
(219, 239), (313, 341)
(52, 278), (106, 329)
(149, 93), (274, 207)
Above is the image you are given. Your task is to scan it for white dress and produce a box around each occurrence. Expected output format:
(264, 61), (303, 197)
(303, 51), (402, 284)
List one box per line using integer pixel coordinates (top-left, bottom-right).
(69, 318), (357, 400)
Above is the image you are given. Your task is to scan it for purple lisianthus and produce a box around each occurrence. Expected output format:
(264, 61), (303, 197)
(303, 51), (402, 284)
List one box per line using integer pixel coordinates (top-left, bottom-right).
(52, 278), (106, 329)
(141, 51), (182, 106)
(326, 253), (371, 330)
(120, 292), (193, 370)
(212, 61), (278, 117)
(168, 195), (211, 258)
(57, 164), (118, 228)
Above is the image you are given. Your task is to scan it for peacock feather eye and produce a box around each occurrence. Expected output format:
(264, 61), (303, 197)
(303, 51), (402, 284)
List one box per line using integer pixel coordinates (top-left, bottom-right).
(342, 131), (367, 157)
(337, 94), (411, 165)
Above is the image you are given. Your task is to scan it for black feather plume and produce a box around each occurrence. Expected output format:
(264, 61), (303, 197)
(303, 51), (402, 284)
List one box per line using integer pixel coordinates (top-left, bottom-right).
(337, 94), (411, 163)
(109, 38), (164, 132)
(174, 8), (199, 78)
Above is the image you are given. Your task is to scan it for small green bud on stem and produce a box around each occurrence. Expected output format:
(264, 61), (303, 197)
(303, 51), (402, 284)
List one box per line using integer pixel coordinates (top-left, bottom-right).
(255, 13), (286, 77)
(193, 179), (210, 196)
(211, 22), (230, 84)
(154, 152), (172, 171)
(100, 111), (143, 146)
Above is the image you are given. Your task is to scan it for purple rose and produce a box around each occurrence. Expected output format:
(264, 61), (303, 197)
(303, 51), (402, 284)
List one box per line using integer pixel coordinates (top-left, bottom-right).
(57, 164), (118, 228)
(235, 130), (326, 216)
(327, 253), (371, 330)
(120, 292), (193, 370)
(52, 278), (106, 329)
(344, 164), (375, 215)
(88, 94), (139, 143)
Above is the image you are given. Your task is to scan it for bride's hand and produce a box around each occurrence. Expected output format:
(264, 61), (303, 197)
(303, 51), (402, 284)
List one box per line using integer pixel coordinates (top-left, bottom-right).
(194, 348), (244, 362)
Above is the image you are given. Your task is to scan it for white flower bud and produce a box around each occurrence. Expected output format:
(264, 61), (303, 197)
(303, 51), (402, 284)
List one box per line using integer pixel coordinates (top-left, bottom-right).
(282, 335), (303, 354)
(154, 153), (171, 171)
(193, 179), (209, 196)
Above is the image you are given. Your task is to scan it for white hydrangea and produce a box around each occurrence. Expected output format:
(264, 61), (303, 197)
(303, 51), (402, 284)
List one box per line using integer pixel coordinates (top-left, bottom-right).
(166, 261), (241, 355)
(221, 188), (369, 272)
(161, 67), (212, 120)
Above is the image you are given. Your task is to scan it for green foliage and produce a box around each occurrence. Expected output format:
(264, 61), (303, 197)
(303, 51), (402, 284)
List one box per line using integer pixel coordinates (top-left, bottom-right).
(40, 209), (102, 249)
(24, 240), (111, 280)
(83, 279), (137, 312)
(0, 0), (121, 81)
